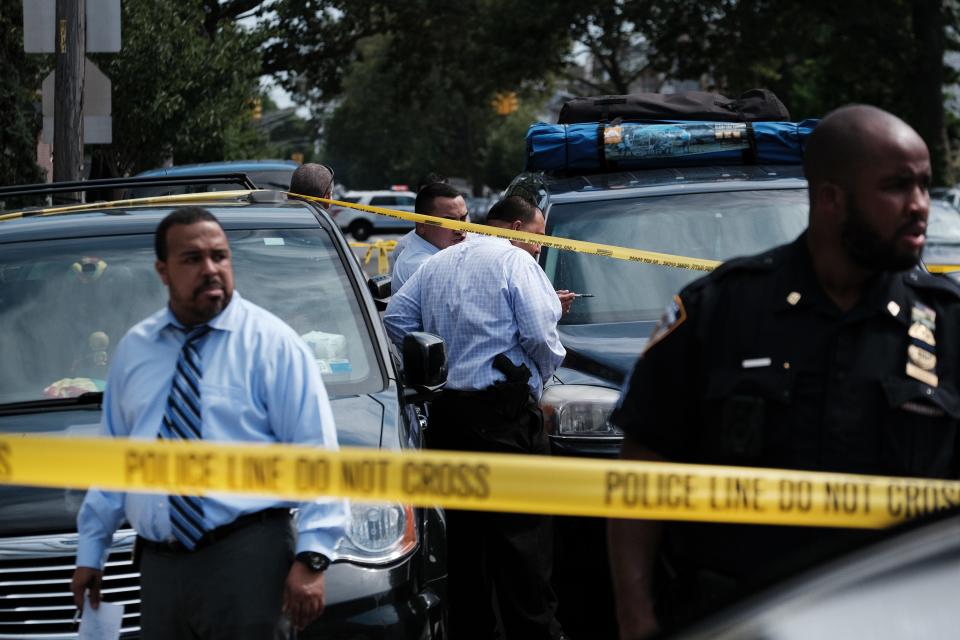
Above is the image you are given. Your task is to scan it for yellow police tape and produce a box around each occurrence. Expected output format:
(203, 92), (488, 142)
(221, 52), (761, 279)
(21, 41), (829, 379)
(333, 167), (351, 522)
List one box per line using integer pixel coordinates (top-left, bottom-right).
(4, 189), (959, 275)
(0, 190), (254, 222)
(348, 239), (398, 275)
(293, 193), (960, 275)
(1, 435), (958, 528)
(290, 193), (722, 272)
(926, 263), (960, 274)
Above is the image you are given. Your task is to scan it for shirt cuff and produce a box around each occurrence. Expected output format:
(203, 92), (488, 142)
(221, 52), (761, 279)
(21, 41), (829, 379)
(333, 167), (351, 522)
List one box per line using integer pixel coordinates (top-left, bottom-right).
(295, 528), (343, 558)
(76, 538), (110, 570)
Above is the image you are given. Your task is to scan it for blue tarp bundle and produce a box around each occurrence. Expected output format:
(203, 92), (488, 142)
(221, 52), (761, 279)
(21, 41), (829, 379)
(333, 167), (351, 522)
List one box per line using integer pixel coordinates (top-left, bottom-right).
(526, 120), (819, 172)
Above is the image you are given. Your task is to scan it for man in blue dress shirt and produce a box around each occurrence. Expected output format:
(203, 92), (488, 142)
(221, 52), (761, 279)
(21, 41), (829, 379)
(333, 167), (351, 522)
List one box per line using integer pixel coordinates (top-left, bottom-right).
(384, 195), (567, 640)
(70, 207), (346, 638)
(390, 181), (469, 293)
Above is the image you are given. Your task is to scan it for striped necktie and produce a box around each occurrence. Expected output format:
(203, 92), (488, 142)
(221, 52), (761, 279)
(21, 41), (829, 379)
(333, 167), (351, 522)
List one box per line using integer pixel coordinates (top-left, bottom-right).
(159, 324), (213, 550)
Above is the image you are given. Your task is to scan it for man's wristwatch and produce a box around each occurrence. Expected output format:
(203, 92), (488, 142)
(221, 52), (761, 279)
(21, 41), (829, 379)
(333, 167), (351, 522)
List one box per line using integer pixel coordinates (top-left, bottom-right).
(295, 551), (331, 572)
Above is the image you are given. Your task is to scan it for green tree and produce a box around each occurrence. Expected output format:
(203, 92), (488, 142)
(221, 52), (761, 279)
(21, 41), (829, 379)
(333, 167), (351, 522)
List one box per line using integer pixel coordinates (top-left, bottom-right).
(266, 0), (572, 193)
(643, 0), (959, 183)
(564, 0), (663, 95)
(89, 0), (267, 178)
(320, 36), (448, 189)
(0, 0), (47, 186)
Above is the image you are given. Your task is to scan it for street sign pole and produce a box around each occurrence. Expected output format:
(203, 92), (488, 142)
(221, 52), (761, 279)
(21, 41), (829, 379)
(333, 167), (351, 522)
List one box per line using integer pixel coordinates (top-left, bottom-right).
(52, 0), (85, 203)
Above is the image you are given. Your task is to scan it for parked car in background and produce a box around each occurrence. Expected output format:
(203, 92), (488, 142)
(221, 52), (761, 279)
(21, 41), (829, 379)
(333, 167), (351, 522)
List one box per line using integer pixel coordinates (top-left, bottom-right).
(131, 160), (300, 197)
(332, 190), (417, 240)
(0, 178), (447, 639)
(464, 195), (498, 224)
(922, 199), (960, 284)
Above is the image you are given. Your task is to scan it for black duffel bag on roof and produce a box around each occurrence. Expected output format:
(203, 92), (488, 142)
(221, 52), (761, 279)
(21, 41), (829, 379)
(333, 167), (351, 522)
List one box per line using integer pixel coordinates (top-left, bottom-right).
(557, 88), (790, 124)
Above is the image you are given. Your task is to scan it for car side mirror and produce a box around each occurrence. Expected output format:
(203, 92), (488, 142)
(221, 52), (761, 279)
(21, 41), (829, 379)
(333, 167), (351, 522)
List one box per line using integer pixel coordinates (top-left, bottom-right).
(367, 274), (391, 311)
(402, 332), (447, 400)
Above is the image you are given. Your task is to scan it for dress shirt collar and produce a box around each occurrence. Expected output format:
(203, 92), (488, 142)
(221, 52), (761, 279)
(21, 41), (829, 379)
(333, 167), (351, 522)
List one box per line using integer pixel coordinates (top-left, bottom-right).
(408, 231), (442, 255)
(153, 290), (246, 338)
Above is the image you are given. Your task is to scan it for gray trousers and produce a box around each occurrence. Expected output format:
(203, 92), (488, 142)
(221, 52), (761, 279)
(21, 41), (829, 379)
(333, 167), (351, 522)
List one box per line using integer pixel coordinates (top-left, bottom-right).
(139, 514), (295, 640)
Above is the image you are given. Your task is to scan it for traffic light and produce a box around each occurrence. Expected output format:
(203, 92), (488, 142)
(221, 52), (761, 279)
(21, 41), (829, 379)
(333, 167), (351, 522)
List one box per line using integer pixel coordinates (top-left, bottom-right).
(492, 91), (519, 116)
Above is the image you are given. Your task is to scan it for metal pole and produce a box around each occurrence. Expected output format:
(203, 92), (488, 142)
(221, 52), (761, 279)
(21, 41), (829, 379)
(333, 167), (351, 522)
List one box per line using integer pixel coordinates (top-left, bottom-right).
(53, 0), (85, 204)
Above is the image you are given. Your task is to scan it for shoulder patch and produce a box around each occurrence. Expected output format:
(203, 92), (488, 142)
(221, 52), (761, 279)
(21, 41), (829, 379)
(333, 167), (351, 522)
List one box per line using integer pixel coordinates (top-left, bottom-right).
(644, 295), (687, 353)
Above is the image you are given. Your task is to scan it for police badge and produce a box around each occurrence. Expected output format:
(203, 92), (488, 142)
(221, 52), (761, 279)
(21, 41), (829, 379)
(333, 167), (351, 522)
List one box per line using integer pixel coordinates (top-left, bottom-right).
(906, 303), (938, 387)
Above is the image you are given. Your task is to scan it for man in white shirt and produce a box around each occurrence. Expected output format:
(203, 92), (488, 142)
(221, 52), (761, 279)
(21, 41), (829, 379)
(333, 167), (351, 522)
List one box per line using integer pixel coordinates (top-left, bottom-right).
(390, 182), (469, 293)
(384, 195), (567, 640)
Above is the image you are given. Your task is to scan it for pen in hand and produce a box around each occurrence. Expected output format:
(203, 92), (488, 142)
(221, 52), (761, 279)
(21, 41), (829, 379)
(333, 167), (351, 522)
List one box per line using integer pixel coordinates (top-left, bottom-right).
(573, 293), (594, 298)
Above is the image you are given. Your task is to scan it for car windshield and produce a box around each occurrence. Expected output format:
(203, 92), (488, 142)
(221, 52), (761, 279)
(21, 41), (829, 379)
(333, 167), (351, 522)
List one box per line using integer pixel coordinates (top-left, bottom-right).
(0, 226), (379, 406)
(543, 189), (809, 324)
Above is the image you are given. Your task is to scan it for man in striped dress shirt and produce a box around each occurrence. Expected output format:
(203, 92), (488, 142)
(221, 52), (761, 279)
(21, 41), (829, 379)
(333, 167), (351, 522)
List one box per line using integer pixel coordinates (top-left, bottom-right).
(385, 196), (567, 640)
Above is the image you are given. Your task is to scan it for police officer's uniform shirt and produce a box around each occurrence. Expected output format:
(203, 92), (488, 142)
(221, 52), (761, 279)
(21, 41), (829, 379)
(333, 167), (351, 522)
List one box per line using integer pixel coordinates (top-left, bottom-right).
(611, 233), (960, 578)
(384, 234), (565, 398)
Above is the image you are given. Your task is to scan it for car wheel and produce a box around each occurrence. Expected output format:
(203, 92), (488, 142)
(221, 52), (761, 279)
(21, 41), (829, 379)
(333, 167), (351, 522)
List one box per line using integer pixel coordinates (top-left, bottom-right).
(350, 220), (373, 241)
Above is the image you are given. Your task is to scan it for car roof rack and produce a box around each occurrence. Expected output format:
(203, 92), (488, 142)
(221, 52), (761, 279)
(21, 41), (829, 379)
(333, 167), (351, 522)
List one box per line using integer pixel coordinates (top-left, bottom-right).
(0, 173), (258, 199)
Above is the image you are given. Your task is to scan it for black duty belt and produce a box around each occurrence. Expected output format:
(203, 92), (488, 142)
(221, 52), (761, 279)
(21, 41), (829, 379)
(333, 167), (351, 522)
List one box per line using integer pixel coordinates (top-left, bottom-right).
(136, 507), (291, 554)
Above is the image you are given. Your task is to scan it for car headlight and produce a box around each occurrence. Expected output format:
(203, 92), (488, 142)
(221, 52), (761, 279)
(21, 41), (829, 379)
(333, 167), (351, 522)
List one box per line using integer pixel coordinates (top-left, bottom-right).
(540, 384), (623, 438)
(334, 502), (417, 565)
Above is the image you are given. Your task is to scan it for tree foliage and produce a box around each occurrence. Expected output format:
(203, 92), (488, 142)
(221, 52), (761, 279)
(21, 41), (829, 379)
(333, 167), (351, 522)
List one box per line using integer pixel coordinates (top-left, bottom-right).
(89, 0), (267, 177)
(643, 0), (960, 182)
(564, 0), (662, 95)
(265, 0), (960, 187)
(0, 0), (47, 186)
(265, 0), (572, 192)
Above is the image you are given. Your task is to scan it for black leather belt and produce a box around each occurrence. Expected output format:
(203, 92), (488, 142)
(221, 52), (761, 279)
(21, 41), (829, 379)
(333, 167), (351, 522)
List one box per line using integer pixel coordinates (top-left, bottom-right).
(136, 507), (291, 554)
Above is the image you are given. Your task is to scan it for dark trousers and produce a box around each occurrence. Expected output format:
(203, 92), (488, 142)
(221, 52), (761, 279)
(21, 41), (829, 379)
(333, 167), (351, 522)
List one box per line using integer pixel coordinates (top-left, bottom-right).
(429, 384), (563, 640)
(139, 512), (295, 640)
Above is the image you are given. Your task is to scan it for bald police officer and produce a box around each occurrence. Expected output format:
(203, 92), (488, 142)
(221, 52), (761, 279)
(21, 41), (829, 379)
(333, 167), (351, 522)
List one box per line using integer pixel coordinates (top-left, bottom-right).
(608, 105), (960, 638)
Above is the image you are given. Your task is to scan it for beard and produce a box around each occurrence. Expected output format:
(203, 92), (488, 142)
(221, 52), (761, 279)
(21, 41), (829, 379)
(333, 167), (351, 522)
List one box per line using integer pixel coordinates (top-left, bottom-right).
(840, 194), (923, 271)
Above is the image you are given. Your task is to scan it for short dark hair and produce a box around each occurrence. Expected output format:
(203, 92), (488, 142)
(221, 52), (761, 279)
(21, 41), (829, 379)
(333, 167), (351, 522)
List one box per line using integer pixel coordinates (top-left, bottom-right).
(290, 163), (334, 197)
(415, 181), (462, 214)
(416, 172), (447, 193)
(155, 206), (223, 261)
(486, 195), (540, 225)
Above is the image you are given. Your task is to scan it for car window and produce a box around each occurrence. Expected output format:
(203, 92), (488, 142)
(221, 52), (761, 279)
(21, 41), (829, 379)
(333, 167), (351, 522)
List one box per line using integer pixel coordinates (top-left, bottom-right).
(543, 189), (809, 324)
(0, 226), (381, 406)
(126, 182), (246, 198)
(246, 170), (294, 190)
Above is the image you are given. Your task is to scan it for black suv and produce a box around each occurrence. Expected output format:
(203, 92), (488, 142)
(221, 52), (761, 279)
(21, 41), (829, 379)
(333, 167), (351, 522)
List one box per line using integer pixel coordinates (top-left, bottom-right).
(0, 179), (447, 639)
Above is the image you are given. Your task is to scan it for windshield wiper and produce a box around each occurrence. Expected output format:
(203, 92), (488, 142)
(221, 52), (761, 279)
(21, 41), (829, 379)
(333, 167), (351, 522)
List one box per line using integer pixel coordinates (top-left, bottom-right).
(0, 392), (103, 414)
